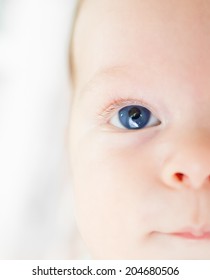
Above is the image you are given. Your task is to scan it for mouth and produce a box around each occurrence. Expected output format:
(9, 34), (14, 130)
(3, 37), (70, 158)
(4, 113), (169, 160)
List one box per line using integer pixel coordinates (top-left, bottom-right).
(170, 232), (210, 240)
(168, 225), (210, 240)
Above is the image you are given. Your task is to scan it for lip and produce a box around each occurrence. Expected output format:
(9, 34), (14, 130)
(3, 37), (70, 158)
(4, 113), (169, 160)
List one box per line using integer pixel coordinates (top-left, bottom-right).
(169, 226), (210, 240)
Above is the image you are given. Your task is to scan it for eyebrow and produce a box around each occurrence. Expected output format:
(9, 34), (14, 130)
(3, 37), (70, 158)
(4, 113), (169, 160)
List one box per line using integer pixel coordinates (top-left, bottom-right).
(76, 64), (131, 99)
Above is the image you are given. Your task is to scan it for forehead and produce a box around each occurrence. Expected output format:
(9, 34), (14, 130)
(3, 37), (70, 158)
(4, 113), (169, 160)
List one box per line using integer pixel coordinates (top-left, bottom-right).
(73, 0), (210, 98)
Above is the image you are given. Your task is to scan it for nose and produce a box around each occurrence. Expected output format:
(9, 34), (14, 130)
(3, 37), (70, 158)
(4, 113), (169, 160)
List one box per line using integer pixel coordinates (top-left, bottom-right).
(161, 130), (210, 190)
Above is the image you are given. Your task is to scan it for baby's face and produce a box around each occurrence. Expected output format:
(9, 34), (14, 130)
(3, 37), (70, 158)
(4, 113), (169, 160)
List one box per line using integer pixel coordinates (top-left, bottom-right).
(69, 0), (210, 259)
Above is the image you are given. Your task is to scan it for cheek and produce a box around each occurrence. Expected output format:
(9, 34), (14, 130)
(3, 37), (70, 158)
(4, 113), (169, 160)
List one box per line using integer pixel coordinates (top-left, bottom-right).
(71, 131), (162, 256)
(72, 132), (153, 209)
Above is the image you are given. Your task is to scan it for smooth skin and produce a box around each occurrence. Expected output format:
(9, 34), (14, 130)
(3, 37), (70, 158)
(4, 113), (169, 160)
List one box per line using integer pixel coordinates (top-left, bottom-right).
(69, 0), (210, 259)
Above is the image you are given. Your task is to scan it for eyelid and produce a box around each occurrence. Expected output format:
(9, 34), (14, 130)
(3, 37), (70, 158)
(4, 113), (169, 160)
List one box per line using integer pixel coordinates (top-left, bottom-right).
(97, 96), (160, 122)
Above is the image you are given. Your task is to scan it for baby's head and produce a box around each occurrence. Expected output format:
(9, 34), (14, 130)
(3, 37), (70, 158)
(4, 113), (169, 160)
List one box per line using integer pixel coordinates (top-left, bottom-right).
(69, 0), (210, 259)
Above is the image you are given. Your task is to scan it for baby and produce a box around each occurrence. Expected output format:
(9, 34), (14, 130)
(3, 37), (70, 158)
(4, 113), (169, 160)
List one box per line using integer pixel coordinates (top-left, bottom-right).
(68, 0), (210, 259)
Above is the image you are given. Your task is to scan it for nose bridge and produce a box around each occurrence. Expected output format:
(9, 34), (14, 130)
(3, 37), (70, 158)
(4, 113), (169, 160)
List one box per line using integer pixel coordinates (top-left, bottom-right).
(161, 128), (210, 190)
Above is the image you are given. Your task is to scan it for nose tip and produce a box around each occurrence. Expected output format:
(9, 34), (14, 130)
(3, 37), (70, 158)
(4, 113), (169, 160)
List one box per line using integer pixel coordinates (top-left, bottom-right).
(161, 137), (210, 190)
(171, 172), (210, 190)
(160, 128), (210, 190)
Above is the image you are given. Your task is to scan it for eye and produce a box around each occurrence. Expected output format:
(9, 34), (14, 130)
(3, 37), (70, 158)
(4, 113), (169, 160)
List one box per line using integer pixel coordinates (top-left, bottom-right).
(110, 105), (161, 130)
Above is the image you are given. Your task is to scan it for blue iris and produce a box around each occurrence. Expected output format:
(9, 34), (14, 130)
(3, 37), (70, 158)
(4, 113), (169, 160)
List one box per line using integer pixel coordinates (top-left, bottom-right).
(118, 105), (151, 129)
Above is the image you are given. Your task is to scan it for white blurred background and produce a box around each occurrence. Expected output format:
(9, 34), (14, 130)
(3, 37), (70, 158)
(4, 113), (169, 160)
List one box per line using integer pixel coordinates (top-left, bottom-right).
(0, 0), (87, 259)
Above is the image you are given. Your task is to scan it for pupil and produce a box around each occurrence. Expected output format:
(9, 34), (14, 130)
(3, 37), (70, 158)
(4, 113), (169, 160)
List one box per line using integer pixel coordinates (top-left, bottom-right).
(129, 107), (141, 120)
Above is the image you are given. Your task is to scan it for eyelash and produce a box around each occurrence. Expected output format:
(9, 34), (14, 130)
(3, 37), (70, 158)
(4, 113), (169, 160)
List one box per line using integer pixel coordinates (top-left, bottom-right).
(97, 96), (158, 122)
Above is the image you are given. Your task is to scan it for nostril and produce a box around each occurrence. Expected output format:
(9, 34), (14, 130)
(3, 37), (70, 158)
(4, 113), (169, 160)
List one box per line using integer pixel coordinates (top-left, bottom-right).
(174, 172), (184, 182)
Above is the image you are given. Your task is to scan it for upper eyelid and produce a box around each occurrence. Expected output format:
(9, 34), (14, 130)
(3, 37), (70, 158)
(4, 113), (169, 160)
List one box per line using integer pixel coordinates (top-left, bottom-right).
(97, 97), (160, 121)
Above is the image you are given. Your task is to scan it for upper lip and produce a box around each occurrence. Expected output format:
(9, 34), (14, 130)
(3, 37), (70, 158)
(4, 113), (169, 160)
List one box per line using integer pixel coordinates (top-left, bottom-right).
(170, 225), (210, 237)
